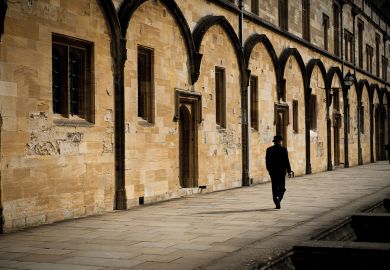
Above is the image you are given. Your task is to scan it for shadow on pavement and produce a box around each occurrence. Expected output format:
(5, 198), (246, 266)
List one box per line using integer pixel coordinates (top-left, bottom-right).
(197, 208), (277, 215)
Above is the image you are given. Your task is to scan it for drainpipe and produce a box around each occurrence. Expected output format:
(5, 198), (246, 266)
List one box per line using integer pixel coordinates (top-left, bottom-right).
(388, 102), (390, 161)
(352, 7), (363, 165)
(0, 114), (3, 233)
(239, 0), (250, 186)
(326, 89), (333, 171)
(340, 1), (349, 168)
(115, 37), (127, 210)
(384, 29), (389, 161)
(306, 87), (312, 175)
(370, 102), (374, 162)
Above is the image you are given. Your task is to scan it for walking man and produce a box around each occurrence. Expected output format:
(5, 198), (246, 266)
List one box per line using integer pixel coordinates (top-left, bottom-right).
(266, 135), (293, 209)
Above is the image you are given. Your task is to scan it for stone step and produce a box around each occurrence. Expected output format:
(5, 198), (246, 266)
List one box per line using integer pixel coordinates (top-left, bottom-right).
(291, 240), (390, 270)
(384, 197), (390, 212)
(351, 213), (390, 242)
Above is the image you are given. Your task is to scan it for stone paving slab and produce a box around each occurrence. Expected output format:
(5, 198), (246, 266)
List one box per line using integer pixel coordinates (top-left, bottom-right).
(0, 162), (390, 270)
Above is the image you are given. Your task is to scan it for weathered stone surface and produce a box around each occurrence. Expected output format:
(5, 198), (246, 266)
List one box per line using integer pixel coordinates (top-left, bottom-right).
(0, 0), (115, 232)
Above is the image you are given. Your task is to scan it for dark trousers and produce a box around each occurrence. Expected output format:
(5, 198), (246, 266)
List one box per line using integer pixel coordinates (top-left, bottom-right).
(270, 172), (286, 205)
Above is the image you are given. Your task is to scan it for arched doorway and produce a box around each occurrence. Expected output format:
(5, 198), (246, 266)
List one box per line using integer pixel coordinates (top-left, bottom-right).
(179, 104), (197, 188)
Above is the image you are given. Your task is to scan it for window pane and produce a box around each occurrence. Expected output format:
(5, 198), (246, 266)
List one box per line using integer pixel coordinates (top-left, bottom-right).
(138, 47), (153, 123)
(215, 67), (226, 128)
(52, 34), (93, 122)
(250, 76), (258, 130)
(52, 45), (67, 114)
(293, 100), (298, 132)
(69, 48), (85, 116)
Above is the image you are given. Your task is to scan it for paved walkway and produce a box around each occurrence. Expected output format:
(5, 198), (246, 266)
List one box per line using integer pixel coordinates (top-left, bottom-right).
(1, 162), (390, 270)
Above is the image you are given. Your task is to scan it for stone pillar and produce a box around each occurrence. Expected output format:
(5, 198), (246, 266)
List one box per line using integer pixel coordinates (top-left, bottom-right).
(241, 69), (250, 186)
(343, 90), (350, 168)
(370, 103), (375, 163)
(326, 89), (333, 171)
(115, 37), (127, 210)
(358, 100), (363, 165)
(306, 87), (312, 174)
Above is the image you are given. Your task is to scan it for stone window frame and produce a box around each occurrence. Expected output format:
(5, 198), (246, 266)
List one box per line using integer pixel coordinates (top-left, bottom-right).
(333, 1), (340, 57)
(137, 45), (155, 124)
(357, 19), (364, 69)
(309, 95), (317, 131)
(52, 33), (95, 124)
(278, 0), (288, 31)
(250, 75), (259, 131)
(292, 99), (298, 133)
(382, 56), (388, 81)
(251, 0), (259, 16)
(302, 0), (310, 41)
(366, 44), (373, 73)
(360, 104), (365, 134)
(375, 33), (380, 77)
(215, 66), (227, 129)
(323, 13), (330, 51)
(344, 29), (353, 63)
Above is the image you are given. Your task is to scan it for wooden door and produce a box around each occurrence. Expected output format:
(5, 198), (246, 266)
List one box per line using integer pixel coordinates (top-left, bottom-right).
(179, 104), (197, 188)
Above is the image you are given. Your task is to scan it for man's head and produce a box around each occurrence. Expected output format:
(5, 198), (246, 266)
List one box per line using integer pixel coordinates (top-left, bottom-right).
(272, 135), (283, 145)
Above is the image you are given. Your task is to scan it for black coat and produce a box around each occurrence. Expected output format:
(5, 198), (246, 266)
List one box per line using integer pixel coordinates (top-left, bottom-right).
(266, 144), (292, 175)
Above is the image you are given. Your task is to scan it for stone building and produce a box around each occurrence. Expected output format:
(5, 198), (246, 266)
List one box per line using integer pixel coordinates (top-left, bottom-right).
(0, 0), (389, 232)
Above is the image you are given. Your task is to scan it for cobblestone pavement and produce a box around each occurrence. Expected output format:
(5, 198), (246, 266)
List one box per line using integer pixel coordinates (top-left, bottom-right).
(1, 162), (390, 270)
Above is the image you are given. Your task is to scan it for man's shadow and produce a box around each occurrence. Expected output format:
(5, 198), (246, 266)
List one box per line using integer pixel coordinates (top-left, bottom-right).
(197, 208), (276, 215)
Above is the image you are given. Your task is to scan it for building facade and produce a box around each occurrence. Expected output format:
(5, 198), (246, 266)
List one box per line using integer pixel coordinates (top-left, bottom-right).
(0, 0), (389, 232)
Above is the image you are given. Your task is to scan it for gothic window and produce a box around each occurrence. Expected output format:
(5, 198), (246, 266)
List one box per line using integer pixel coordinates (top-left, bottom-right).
(333, 1), (340, 57)
(323, 14), (329, 51)
(344, 30), (353, 63)
(138, 46), (154, 123)
(250, 76), (259, 130)
(366, 44), (373, 73)
(333, 91), (340, 111)
(310, 95), (317, 131)
(360, 105), (364, 134)
(293, 99), (298, 133)
(376, 34), (380, 77)
(279, 0), (288, 31)
(302, 0), (310, 41)
(383, 56), (388, 81)
(251, 0), (259, 16)
(358, 19), (364, 68)
(215, 67), (226, 128)
(52, 34), (93, 122)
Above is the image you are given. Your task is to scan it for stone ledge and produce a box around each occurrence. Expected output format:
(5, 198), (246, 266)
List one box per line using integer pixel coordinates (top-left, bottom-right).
(292, 240), (390, 270)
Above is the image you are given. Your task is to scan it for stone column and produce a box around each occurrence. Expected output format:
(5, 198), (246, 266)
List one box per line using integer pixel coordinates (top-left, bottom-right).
(305, 87), (312, 174)
(326, 89), (333, 171)
(343, 90), (350, 168)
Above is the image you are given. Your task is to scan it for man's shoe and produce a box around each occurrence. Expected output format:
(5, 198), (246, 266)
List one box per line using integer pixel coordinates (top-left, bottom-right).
(275, 197), (281, 209)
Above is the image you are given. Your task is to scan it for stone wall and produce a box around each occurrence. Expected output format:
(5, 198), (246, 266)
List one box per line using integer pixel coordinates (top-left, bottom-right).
(0, 0), (389, 231)
(0, 0), (115, 232)
(124, 1), (190, 206)
(361, 86), (371, 164)
(248, 42), (278, 184)
(310, 66), (328, 173)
